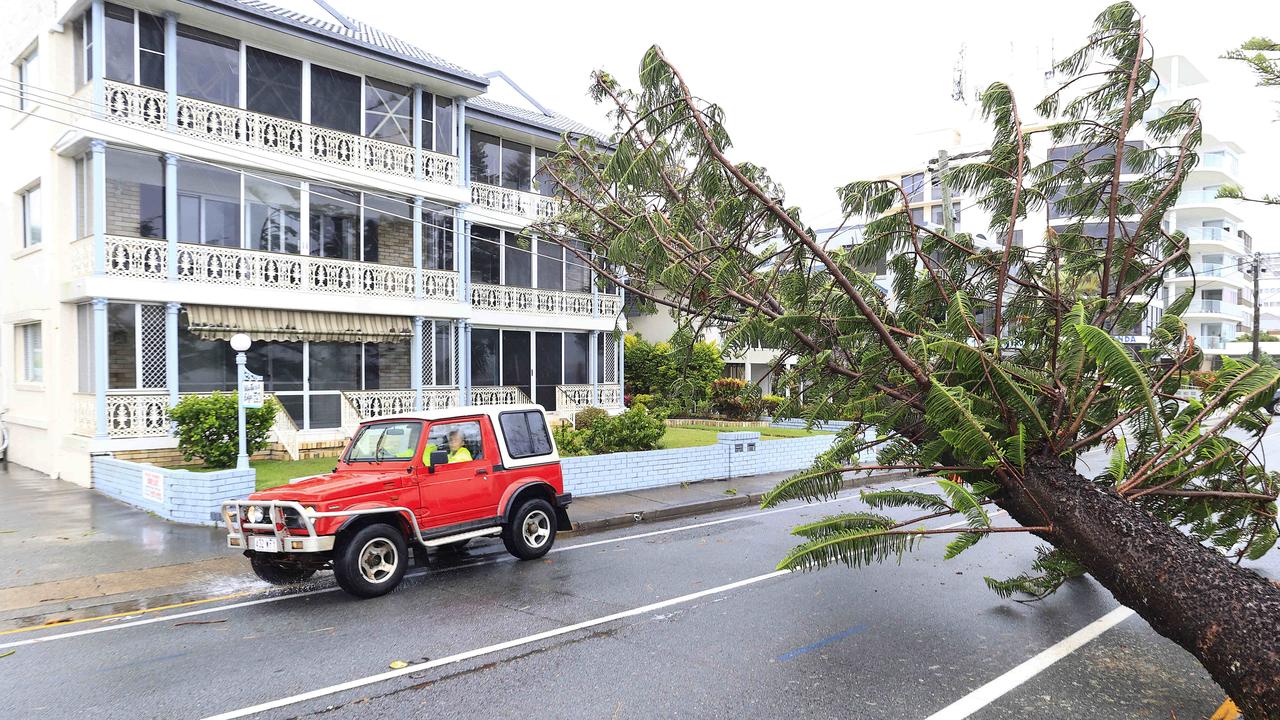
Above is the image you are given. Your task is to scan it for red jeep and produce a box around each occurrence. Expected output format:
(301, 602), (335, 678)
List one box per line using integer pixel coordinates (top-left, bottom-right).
(222, 404), (571, 598)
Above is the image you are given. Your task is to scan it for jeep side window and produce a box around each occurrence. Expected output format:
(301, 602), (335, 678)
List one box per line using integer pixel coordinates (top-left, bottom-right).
(347, 421), (423, 463)
(425, 421), (485, 466)
(499, 410), (553, 458)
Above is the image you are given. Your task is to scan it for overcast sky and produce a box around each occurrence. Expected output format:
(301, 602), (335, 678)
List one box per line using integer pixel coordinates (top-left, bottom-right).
(327, 0), (1280, 238)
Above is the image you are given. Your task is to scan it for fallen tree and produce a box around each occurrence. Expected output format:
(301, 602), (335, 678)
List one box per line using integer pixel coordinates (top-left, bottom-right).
(536, 2), (1280, 715)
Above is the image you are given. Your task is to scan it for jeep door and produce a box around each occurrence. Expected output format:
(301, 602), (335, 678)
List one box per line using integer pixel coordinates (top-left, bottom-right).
(417, 417), (495, 527)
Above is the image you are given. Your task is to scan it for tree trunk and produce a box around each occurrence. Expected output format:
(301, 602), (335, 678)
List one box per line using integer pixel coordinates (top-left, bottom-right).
(997, 457), (1280, 718)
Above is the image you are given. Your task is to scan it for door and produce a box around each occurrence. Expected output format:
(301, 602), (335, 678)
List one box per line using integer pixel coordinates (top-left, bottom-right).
(535, 332), (562, 410)
(417, 417), (493, 526)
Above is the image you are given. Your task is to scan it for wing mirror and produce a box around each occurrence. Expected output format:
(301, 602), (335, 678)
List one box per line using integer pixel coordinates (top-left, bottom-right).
(427, 449), (449, 474)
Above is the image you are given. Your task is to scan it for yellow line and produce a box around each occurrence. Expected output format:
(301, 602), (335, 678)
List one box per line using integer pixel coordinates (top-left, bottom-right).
(0, 590), (260, 636)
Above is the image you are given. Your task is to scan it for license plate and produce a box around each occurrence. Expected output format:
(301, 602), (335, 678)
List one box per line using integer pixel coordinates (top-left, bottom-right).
(251, 536), (279, 553)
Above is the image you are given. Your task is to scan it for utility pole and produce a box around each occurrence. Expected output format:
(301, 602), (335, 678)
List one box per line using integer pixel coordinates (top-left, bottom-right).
(1251, 252), (1263, 362)
(937, 149), (954, 236)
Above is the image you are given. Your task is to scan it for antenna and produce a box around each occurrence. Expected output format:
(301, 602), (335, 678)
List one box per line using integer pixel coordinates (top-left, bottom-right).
(952, 43), (967, 104)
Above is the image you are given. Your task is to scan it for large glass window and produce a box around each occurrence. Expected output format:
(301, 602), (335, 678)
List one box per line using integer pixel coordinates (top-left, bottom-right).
(245, 173), (300, 253)
(309, 185), (360, 260)
(471, 328), (500, 387)
(537, 239), (563, 290)
(564, 332), (590, 385)
(309, 342), (360, 428)
(901, 172), (925, 203)
(433, 96), (454, 154)
(18, 49), (38, 111)
(564, 240), (590, 293)
(471, 225), (502, 284)
(177, 160), (240, 246)
(138, 12), (164, 89)
(425, 210), (454, 271)
(101, 4), (164, 89)
(104, 3), (134, 83)
(310, 64), (361, 134)
(535, 332), (562, 410)
(363, 194), (413, 267)
(106, 148), (164, 238)
(176, 26), (238, 106)
(504, 233), (533, 288)
(501, 140), (532, 192)
(502, 330), (531, 401)
(364, 78), (413, 146)
(534, 148), (556, 197)
(107, 303), (136, 389)
(500, 410), (552, 458)
(433, 322), (453, 386)
(470, 132), (502, 186)
(364, 340), (411, 389)
(21, 186), (41, 248)
(246, 47), (302, 121)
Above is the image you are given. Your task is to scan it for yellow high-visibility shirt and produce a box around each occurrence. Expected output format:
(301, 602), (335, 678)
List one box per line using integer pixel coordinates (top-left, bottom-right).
(447, 446), (473, 464)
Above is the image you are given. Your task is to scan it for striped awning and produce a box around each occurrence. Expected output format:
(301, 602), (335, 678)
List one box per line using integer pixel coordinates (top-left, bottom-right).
(185, 306), (412, 343)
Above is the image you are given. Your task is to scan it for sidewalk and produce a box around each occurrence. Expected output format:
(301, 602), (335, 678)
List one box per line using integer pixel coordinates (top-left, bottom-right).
(0, 463), (908, 626)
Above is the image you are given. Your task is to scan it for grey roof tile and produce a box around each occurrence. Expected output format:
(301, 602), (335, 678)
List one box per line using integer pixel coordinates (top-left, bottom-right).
(468, 96), (610, 142)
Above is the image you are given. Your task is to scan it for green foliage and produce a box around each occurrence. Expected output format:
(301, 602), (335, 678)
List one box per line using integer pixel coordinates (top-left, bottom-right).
(624, 333), (724, 402)
(574, 406), (610, 430)
(985, 546), (1087, 602)
(582, 405), (668, 454)
(708, 377), (762, 420)
(170, 393), (279, 469)
(552, 422), (590, 457)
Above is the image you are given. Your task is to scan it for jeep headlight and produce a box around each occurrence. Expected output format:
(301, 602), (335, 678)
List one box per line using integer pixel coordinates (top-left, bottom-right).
(246, 505), (265, 524)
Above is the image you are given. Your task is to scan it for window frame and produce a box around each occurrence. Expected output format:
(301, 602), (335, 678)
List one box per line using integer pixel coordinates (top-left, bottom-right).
(424, 419), (486, 465)
(343, 420), (424, 464)
(498, 410), (554, 459)
(17, 45), (38, 111)
(18, 322), (43, 384)
(20, 184), (41, 248)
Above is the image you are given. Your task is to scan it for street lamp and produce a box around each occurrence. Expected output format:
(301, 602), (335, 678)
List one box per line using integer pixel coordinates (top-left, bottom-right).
(230, 334), (252, 470)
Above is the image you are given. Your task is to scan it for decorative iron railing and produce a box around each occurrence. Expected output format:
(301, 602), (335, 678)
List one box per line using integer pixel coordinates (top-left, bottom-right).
(471, 386), (530, 406)
(342, 388), (461, 422)
(470, 182), (561, 222)
(556, 384), (624, 412)
(93, 235), (458, 302)
(470, 283), (607, 317)
(103, 80), (458, 187)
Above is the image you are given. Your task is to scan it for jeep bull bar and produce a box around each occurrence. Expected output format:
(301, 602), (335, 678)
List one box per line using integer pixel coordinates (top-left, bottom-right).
(221, 499), (424, 554)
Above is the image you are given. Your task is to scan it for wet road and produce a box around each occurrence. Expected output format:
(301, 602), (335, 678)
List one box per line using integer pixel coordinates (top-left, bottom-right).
(2, 474), (1272, 720)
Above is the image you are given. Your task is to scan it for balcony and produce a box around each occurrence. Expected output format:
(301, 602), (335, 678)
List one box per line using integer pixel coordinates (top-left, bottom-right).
(1176, 189), (1227, 206)
(1180, 227), (1246, 252)
(102, 81), (458, 188)
(471, 282), (622, 318)
(470, 183), (560, 223)
(1199, 152), (1240, 177)
(556, 384), (624, 411)
(76, 236), (459, 303)
(1185, 300), (1251, 321)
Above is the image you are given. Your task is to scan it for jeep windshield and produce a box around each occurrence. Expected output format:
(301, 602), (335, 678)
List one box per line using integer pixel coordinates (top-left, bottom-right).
(346, 421), (423, 463)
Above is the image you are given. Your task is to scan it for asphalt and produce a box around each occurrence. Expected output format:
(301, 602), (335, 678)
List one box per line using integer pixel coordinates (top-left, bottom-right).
(1, 474), (1271, 720)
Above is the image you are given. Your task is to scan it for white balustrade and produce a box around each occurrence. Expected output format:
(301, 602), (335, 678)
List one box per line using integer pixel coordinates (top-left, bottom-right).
(471, 283), (607, 317)
(272, 400), (302, 460)
(598, 384), (623, 407)
(105, 392), (172, 438)
(423, 388), (460, 409)
(598, 294), (623, 317)
(73, 394), (96, 436)
(344, 391), (416, 420)
(557, 384), (624, 412)
(471, 386), (529, 406)
(470, 182), (561, 222)
(102, 80), (459, 188)
(96, 236), (458, 302)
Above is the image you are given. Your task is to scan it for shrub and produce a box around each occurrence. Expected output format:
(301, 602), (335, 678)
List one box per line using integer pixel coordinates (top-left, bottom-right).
(709, 377), (748, 400)
(552, 422), (590, 457)
(708, 377), (761, 420)
(761, 394), (785, 416)
(574, 406), (610, 430)
(584, 405), (666, 454)
(631, 393), (657, 407)
(625, 333), (724, 399)
(170, 392), (280, 469)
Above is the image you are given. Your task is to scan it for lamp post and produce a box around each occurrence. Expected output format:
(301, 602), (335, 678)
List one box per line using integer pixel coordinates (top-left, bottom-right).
(230, 333), (252, 470)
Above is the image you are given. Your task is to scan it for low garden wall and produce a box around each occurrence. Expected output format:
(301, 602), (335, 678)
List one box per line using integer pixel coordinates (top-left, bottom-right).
(92, 456), (255, 526)
(561, 431), (840, 497)
(765, 417), (855, 431)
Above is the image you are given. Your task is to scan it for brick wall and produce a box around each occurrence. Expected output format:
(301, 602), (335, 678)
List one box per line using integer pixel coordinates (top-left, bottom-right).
(371, 218), (413, 268)
(560, 431), (840, 497)
(373, 342), (411, 389)
(766, 418), (855, 431)
(93, 456), (254, 525)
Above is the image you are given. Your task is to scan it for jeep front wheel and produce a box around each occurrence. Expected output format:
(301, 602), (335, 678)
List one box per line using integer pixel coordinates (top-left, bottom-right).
(503, 498), (557, 560)
(249, 555), (316, 586)
(333, 523), (408, 598)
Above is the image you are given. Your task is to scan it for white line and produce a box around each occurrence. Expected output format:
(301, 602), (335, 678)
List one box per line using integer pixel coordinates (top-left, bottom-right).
(2, 477), (928, 649)
(923, 605), (1136, 720)
(202, 569), (794, 720)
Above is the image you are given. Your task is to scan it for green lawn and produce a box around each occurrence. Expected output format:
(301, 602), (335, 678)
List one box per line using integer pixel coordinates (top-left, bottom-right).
(659, 424), (831, 449)
(185, 456), (340, 491)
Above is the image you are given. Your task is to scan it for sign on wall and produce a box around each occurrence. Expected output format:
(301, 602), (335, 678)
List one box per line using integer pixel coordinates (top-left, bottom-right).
(142, 470), (165, 504)
(241, 368), (265, 409)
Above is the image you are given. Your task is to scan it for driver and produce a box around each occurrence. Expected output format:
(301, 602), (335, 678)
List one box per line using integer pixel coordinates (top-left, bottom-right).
(447, 429), (472, 463)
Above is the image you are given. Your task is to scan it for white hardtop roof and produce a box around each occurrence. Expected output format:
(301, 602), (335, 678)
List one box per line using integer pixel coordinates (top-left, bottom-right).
(372, 404), (547, 424)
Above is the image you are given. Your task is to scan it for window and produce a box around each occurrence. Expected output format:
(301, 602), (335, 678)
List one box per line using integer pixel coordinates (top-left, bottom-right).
(100, 4), (164, 89)
(17, 48), (38, 111)
(310, 64), (361, 134)
(363, 194), (413, 266)
(425, 209), (454, 271)
(137, 12), (164, 89)
(108, 302), (137, 388)
(901, 172), (925, 203)
(502, 330), (531, 401)
(177, 160), (240, 246)
(537, 239), (563, 290)
(75, 157), (93, 239)
(21, 185), (41, 248)
(425, 421), (484, 464)
(470, 132), (502, 186)
(471, 225), (501, 285)
(18, 323), (42, 383)
(365, 77), (413, 146)
(77, 304), (95, 392)
(177, 26), (238, 106)
(104, 3), (134, 83)
(564, 332), (590, 385)
(500, 410), (553, 458)
(73, 14), (90, 87)
(244, 172), (300, 253)
(501, 140), (532, 192)
(470, 328), (500, 387)
(564, 239), (590, 293)
(504, 233), (533, 288)
(534, 148), (556, 197)
(433, 321), (453, 386)
(309, 185), (360, 260)
(931, 202), (961, 227)
(246, 47), (302, 121)
(106, 148), (165, 238)
(433, 96), (454, 154)
(534, 332), (562, 409)
(347, 421), (423, 463)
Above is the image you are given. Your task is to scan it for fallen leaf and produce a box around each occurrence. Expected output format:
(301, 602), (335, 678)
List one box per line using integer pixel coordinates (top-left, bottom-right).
(388, 660), (409, 669)
(174, 619), (226, 627)
(0, 650), (14, 659)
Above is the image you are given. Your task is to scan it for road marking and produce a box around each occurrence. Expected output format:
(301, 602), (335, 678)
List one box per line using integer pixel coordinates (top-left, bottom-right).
(0, 591), (255, 637)
(0, 476), (935, 649)
(923, 606), (1135, 720)
(776, 623), (871, 662)
(202, 569), (794, 720)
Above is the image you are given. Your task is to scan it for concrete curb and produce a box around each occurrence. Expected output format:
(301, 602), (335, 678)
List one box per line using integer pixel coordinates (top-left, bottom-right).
(564, 470), (916, 536)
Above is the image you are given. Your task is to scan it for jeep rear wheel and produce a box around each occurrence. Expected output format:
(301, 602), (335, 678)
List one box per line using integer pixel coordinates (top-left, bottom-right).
(503, 498), (557, 560)
(333, 523), (408, 598)
(250, 555), (317, 586)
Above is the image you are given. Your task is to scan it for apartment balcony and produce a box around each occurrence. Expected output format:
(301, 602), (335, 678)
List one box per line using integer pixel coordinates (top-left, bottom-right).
(1180, 227), (1247, 253)
(73, 235), (459, 304)
(556, 384), (624, 411)
(1175, 189), (1230, 207)
(1198, 152), (1241, 178)
(102, 80), (458, 189)
(1185, 300), (1251, 322)
(471, 283), (623, 318)
(470, 183), (561, 224)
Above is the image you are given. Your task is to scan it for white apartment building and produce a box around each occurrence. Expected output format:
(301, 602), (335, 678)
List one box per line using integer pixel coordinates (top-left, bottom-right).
(2, 0), (624, 485)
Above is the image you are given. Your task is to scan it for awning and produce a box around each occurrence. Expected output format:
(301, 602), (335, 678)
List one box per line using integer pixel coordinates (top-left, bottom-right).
(185, 306), (413, 343)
